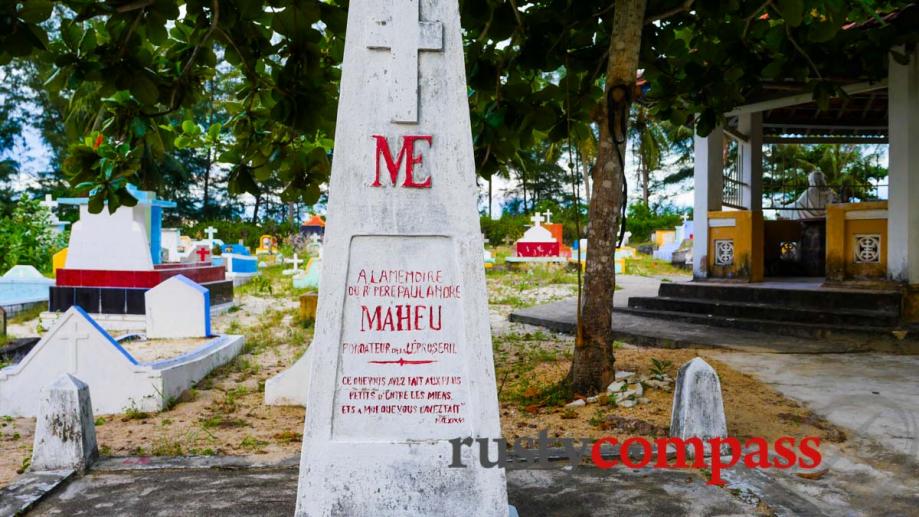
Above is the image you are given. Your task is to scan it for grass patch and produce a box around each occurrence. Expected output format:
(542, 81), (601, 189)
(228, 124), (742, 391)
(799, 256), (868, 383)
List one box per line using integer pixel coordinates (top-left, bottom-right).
(121, 403), (150, 421)
(9, 304), (44, 324)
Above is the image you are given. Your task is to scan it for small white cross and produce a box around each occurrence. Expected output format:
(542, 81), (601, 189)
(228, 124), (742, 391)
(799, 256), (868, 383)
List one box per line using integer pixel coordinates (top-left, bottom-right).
(543, 209), (553, 224)
(366, 0), (444, 123)
(530, 211), (544, 227)
(682, 213), (690, 223)
(289, 253), (303, 271)
(205, 226), (218, 243)
(41, 194), (59, 210)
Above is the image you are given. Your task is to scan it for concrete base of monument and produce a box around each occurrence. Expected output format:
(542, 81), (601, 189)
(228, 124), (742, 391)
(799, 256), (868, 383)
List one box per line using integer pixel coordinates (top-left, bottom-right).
(0, 308), (245, 417)
(264, 346), (311, 406)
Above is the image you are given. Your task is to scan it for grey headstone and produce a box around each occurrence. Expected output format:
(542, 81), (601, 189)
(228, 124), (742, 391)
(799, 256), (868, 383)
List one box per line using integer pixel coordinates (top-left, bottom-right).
(669, 358), (727, 441)
(30, 374), (98, 472)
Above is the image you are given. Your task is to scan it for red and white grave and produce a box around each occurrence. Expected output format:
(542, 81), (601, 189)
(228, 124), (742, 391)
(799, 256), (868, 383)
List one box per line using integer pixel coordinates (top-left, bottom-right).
(49, 190), (233, 323)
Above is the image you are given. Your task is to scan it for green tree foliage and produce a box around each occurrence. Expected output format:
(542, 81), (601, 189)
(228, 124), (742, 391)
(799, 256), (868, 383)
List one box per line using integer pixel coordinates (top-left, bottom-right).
(0, 197), (65, 273)
(625, 202), (686, 243)
(2, 0), (344, 213)
(763, 143), (887, 206)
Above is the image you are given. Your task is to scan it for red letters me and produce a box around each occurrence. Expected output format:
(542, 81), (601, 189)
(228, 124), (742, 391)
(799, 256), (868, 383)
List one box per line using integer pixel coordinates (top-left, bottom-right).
(372, 135), (433, 189)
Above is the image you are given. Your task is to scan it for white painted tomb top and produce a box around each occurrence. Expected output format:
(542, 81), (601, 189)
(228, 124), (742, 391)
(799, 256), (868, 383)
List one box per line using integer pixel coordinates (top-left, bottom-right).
(65, 203), (154, 271)
(296, 0), (508, 515)
(518, 212), (556, 243)
(145, 275), (211, 339)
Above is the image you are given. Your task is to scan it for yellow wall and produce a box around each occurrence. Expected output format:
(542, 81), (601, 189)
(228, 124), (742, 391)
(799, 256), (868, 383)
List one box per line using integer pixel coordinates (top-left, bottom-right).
(826, 201), (888, 281)
(707, 210), (764, 282)
(52, 248), (68, 275)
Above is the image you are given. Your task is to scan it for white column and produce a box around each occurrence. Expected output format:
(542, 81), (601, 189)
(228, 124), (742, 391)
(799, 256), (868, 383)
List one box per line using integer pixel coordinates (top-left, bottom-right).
(693, 125), (724, 279)
(738, 112), (763, 211)
(887, 48), (919, 283)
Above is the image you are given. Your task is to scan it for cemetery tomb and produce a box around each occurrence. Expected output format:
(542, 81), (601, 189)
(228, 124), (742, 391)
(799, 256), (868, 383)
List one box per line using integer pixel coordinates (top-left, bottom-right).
(654, 218), (694, 263)
(0, 306), (244, 417)
(214, 241), (259, 285)
(256, 234), (278, 255)
(0, 265), (54, 317)
(48, 187), (234, 322)
(507, 212), (568, 264)
(145, 275), (212, 339)
(292, 0), (509, 514)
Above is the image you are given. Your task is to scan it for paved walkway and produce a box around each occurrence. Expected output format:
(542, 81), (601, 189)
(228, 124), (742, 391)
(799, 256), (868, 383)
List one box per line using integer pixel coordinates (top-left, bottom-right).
(711, 351), (919, 464)
(22, 449), (919, 516)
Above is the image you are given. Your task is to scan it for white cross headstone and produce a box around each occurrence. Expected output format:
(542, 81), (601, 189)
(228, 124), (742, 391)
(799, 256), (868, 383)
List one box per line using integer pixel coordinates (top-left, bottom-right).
(530, 211), (544, 228)
(40, 194), (59, 211)
(543, 209), (553, 224)
(366, 0), (444, 123)
(204, 226), (218, 248)
(290, 253), (303, 271)
(296, 1), (508, 514)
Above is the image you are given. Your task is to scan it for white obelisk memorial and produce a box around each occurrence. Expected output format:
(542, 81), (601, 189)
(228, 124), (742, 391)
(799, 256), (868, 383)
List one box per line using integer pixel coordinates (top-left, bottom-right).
(295, 0), (509, 515)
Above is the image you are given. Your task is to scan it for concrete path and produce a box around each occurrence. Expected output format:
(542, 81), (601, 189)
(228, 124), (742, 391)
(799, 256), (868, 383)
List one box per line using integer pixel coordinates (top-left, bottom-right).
(22, 451), (919, 516)
(711, 351), (919, 464)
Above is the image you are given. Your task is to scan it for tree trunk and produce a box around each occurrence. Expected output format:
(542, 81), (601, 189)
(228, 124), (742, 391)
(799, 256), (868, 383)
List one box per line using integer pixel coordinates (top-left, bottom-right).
(569, 0), (646, 395)
(488, 176), (493, 218)
(641, 154), (650, 204)
(203, 79), (215, 218)
(287, 202), (295, 225)
(203, 146), (212, 217)
(251, 192), (261, 224)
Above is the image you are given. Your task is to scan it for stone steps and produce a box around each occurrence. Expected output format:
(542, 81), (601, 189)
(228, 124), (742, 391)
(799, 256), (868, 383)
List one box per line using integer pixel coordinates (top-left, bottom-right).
(624, 281), (907, 341)
(657, 282), (902, 313)
(627, 296), (899, 327)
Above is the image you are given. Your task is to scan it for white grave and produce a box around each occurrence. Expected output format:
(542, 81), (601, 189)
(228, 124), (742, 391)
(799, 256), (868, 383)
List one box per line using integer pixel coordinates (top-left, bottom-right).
(30, 374), (98, 472)
(520, 212), (556, 244)
(66, 204), (154, 271)
(0, 307), (243, 416)
(145, 275), (211, 339)
(293, 1), (508, 514)
(670, 358), (728, 445)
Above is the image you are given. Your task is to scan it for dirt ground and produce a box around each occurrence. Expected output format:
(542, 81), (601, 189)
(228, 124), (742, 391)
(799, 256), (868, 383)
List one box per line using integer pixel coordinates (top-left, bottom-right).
(0, 261), (845, 488)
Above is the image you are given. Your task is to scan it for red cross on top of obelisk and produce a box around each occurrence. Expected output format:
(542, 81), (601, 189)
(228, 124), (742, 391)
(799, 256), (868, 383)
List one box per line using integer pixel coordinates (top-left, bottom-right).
(366, 0), (444, 124)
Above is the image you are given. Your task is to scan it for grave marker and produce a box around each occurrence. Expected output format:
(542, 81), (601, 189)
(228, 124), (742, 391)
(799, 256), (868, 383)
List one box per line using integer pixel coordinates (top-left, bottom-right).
(670, 358), (728, 447)
(295, 1), (508, 514)
(30, 374), (98, 472)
